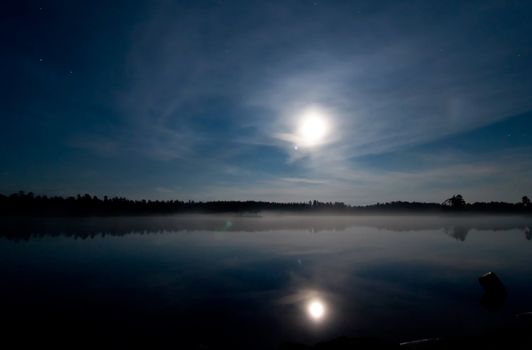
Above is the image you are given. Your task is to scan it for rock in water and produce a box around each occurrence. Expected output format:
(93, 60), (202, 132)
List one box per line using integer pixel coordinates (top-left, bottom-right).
(479, 272), (505, 294)
(479, 272), (506, 310)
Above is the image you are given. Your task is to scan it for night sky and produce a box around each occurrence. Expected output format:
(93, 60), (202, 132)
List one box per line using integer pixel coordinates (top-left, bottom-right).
(2, 0), (532, 204)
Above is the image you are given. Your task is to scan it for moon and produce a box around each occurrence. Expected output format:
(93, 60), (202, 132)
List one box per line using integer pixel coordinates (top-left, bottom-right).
(307, 299), (326, 321)
(297, 108), (329, 147)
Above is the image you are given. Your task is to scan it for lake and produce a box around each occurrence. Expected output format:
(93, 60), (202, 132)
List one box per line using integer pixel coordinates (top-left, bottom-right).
(1, 215), (531, 349)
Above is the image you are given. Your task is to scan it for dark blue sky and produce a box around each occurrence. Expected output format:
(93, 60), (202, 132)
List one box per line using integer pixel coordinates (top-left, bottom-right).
(2, 0), (532, 203)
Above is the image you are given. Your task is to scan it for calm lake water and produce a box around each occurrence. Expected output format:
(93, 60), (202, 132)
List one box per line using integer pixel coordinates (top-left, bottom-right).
(1, 215), (531, 348)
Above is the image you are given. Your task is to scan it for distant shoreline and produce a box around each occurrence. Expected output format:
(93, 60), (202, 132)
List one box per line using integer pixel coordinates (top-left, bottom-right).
(1, 192), (531, 217)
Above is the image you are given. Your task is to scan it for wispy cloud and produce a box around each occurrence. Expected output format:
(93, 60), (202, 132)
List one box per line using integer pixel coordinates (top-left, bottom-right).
(7, 0), (531, 201)
(280, 177), (328, 185)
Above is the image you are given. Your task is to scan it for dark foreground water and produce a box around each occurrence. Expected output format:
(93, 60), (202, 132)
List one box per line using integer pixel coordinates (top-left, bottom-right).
(1, 215), (531, 349)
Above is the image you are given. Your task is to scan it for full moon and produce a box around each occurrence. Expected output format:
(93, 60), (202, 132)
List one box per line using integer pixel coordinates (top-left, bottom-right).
(297, 109), (329, 147)
(307, 299), (326, 321)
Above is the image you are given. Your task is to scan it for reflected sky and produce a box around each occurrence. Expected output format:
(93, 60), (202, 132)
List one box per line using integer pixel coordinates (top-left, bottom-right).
(0, 215), (531, 348)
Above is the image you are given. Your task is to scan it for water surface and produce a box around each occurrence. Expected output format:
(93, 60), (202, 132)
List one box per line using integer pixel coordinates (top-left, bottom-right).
(1, 215), (531, 348)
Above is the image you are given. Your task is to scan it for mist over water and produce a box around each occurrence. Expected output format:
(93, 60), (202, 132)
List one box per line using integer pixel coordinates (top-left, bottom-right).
(1, 215), (531, 348)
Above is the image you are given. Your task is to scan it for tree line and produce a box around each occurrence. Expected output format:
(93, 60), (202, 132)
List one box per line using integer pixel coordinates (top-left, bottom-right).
(0, 191), (530, 216)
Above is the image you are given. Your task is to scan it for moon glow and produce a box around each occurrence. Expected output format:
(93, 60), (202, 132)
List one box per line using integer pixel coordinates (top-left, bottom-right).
(307, 299), (326, 321)
(297, 108), (329, 147)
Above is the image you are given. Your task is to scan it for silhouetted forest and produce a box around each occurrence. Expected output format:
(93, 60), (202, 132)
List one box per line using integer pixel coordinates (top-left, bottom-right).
(0, 192), (531, 216)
